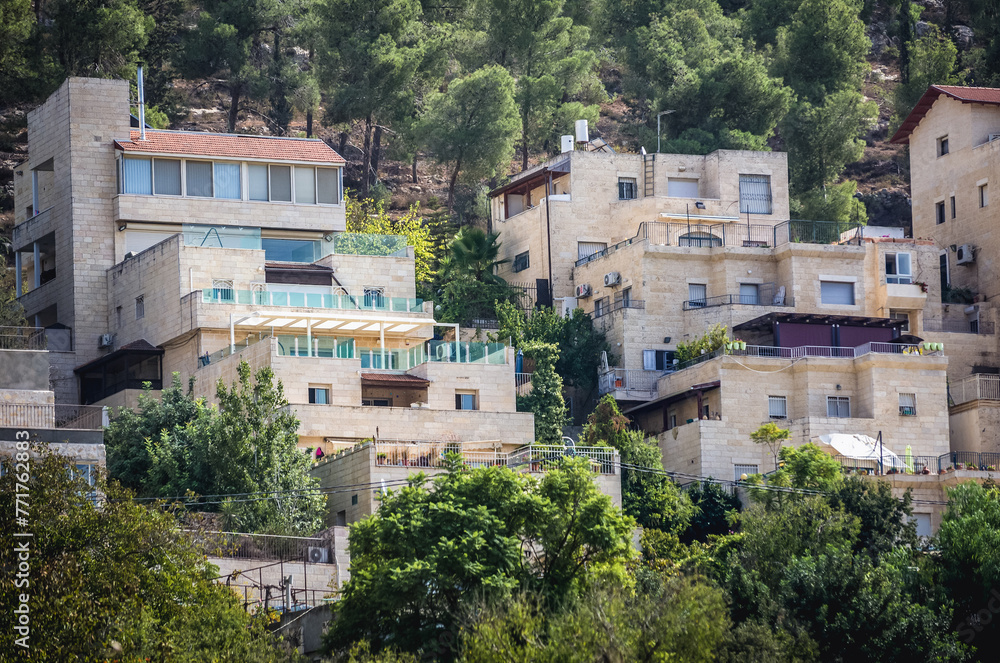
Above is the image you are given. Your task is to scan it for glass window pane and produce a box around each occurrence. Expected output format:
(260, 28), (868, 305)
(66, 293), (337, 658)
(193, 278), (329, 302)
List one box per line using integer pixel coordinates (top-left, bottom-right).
(317, 168), (338, 204)
(897, 253), (911, 276)
(270, 165), (291, 202)
(214, 163), (241, 199)
(294, 166), (315, 204)
(249, 164), (269, 201)
(122, 157), (152, 194)
(153, 159), (181, 196)
(262, 238), (319, 262)
(186, 160), (213, 197)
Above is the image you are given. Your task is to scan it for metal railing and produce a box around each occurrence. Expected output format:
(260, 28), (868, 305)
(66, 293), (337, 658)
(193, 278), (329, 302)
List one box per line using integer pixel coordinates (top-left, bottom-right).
(575, 219), (865, 268)
(185, 530), (329, 562)
(0, 326), (47, 350)
(923, 319), (996, 335)
(0, 403), (107, 430)
(507, 444), (618, 475)
(592, 299), (645, 319)
(599, 343), (944, 395)
(836, 452), (1000, 475)
(950, 374), (1000, 405)
(516, 372), (533, 395)
(369, 442), (619, 475)
(199, 334), (271, 368)
(683, 286), (792, 310)
(202, 289), (425, 314)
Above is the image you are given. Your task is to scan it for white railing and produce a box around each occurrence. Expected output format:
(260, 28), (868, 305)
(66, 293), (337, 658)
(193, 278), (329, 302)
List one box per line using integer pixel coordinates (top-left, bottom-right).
(516, 372), (533, 395)
(951, 374), (1000, 406)
(597, 368), (660, 396)
(369, 442), (618, 475)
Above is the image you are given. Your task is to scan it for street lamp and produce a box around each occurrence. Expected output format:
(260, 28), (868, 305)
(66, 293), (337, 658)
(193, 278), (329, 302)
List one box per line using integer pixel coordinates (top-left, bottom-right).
(657, 110), (675, 154)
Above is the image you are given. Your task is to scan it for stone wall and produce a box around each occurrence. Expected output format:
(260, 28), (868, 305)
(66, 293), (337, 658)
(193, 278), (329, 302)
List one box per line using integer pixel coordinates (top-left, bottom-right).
(0, 350), (50, 391)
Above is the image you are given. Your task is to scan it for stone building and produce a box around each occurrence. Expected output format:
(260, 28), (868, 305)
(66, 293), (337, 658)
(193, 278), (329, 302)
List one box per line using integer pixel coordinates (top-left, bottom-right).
(892, 85), (1000, 458)
(7, 78), (629, 525)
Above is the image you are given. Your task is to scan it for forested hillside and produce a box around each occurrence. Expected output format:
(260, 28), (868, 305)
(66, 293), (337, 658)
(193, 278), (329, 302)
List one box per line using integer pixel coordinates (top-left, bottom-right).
(0, 0), (995, 230)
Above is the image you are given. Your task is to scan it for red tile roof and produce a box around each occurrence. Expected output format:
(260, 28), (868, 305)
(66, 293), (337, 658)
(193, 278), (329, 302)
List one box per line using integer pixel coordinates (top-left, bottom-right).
(359, 373), (431, 385)
(890, 85), (1000, 144)
(114, 130), (345, 163)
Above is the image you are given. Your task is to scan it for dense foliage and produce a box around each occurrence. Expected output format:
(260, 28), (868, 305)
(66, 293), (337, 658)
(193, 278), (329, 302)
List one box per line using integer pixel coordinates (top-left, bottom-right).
(105, 362), (324, 534)
(0, 445), (297, 661)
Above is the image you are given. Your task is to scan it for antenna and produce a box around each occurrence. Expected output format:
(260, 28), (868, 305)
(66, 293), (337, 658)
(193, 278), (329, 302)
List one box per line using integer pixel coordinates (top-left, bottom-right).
(137, 66), (146, 140)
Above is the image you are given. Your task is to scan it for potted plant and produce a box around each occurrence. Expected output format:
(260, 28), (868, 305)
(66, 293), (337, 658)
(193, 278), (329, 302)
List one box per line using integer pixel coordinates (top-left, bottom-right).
(914, 281), (929, 293)
(377, 452), (387, 465)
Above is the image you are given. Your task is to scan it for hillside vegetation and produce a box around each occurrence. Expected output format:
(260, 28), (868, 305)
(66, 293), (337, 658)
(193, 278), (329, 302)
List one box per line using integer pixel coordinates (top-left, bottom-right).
(0, 0), (994, 232)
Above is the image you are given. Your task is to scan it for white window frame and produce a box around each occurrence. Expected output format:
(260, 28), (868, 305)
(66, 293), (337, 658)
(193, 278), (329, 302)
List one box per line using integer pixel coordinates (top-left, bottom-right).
(768, 395), (787, 419)
(826, 396), (851, 418)
(885, 252), (912, 284)
(212, 279), (235, 303)
(688, 283), (707, 308)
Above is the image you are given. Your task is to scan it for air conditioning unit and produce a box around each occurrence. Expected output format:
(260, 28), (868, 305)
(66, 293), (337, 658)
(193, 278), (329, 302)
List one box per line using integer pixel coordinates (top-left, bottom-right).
(575, 283), (592, 298)
(308, 546), (329, 564)
(98, 333), (115, 349)
(603, 272), (621, 287)
(956, 244), (975, 265)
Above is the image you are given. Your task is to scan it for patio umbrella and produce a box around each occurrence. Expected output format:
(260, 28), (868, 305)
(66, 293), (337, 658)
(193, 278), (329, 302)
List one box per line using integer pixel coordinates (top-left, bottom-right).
(905, 445), (914, 474)
(817, 433), (902, 474)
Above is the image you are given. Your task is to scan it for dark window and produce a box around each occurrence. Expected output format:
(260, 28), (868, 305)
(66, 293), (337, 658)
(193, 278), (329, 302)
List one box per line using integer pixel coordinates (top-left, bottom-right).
(351, 494), (358, 506)
(363, 287), (386, 309)
(594, 296), (609, 318)
(362, 398), (390, 407)
(938, 136), (949, 156)
(936, 201), (946, 224)
(135, 295), (144, 320)
(513, 251), (530, 273)
(618, 178), (638, 200)
(643, 349), (676, 370)
(951, 195), (956, 219)
(827, 396), (851, 418)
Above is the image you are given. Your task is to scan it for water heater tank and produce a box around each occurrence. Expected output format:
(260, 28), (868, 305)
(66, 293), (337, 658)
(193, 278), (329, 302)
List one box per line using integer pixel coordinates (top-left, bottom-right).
(561, 135), (574, 153)
(575, 119), (589, 143)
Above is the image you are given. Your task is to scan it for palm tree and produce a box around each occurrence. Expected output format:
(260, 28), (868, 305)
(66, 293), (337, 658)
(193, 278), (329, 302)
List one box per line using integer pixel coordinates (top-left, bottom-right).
(446, 227), (508, 285)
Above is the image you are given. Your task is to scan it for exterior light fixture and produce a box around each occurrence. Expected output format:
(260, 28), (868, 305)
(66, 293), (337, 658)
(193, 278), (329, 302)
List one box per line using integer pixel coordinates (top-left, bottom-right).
(695, 201), (706, 209)
(118, 224), (127, 231)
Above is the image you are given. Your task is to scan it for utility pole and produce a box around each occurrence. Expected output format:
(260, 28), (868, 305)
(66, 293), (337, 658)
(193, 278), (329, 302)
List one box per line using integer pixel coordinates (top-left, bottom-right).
(657, 110), (675, 153)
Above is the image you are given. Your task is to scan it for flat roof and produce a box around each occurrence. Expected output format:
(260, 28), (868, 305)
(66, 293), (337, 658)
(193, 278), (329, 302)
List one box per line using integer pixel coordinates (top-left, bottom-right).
(890, 85), (1000, 144)
(115, 130), (346, 164)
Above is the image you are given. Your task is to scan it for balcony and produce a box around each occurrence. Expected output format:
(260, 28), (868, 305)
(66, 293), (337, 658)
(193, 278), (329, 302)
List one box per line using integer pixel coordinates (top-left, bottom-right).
(0, 327), (47, 350)
(884, 282), (927, 309)
(683, 284), (792, 311)
(835, 451), (1000, 475)
(0, 403), (107, 430)
(599, 342), (944, 396)
(950, 374), (1000, 406)
(367, 442), (618, 476)
(202, 288), (426, 314)
(592, 299), (645, 319)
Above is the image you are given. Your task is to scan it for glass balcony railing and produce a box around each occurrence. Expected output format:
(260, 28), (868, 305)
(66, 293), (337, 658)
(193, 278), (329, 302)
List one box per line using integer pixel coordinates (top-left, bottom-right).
(182, 225), (408, 260)
(428, 340), (507, 364)
(202, 289), (425, 313)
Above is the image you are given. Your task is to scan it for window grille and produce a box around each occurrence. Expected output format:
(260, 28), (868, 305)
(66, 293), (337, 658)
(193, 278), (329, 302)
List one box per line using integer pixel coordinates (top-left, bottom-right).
(739, 174), (772, 214)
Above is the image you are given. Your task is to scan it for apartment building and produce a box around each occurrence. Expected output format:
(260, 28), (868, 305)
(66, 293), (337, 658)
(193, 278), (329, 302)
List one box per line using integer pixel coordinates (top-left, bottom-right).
(488, 145), (790, 304)
(892, 85), (1000, 456)
(8, 78), (613, 523)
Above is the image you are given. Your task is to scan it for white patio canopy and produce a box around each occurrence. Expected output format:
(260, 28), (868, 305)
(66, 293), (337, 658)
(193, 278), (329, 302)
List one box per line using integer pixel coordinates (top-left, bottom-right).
(817, 433), (901, 467)
(229, 309), (437, 355)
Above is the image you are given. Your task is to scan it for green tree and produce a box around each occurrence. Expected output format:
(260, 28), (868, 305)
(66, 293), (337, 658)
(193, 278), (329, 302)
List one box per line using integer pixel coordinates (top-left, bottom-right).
(477, 0), (599, 169)
(581, 395), (693, 532)
(346, 195), (436, 289)
(494, 300), (610, 392)
(48, 0), (153, 79)
(323, 456), (634, 658)
(436, 227), (519, 324)
(418, 65), (520, 214)
(783, 90), (876, 195)
(750, 422), (791, 472)
(176, 0), (283, 132)
(518, 341), (567, 444)
(775, 442), (842, 492)
(774, 0), (870, 103)
(105, 374), (203, 494)
(791, 179), (869, 225)
(937, 480), (1000, 659)
(315, 0), (425, 191)
(827, 476), (918, 560)
(0, 0), (34, 101)
(891, 25), (961, 130)
(682, 480), (741, 544)
(0, 445), (295, 661)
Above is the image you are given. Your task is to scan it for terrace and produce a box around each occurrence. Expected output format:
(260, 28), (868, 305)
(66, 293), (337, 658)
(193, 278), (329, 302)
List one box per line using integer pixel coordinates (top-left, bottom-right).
(949, 374), (1000, 406)
(0, 403), (107, 430)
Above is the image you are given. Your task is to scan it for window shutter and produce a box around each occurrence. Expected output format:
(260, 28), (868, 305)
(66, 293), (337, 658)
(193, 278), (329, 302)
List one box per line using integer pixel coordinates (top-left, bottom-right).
(739, 175), (772, 214)
(820, 281), (855, 305)
(153, 159), (181, 196)
(249, 165), (269, 201)
(667, 178), (699, 197)
(768, 396), (787, 419)
(578, 242), (607, 260)
(269, 166), (292, 202)
(317, 168), (338, 204)
(643, 350), (656, 370)
(295, 166), (316, 204)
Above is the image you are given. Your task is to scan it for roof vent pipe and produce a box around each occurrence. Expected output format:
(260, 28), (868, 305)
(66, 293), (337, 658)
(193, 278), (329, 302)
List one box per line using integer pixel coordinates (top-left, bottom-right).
(561, 135), (574, 153)
(137, 66), (146, 141)
(575, 119), (589, 143)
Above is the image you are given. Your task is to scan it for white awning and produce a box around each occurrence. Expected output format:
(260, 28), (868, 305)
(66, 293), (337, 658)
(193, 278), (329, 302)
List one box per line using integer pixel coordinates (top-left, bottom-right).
(817, 433), (901, 466)
(230, 309), (433, 336)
